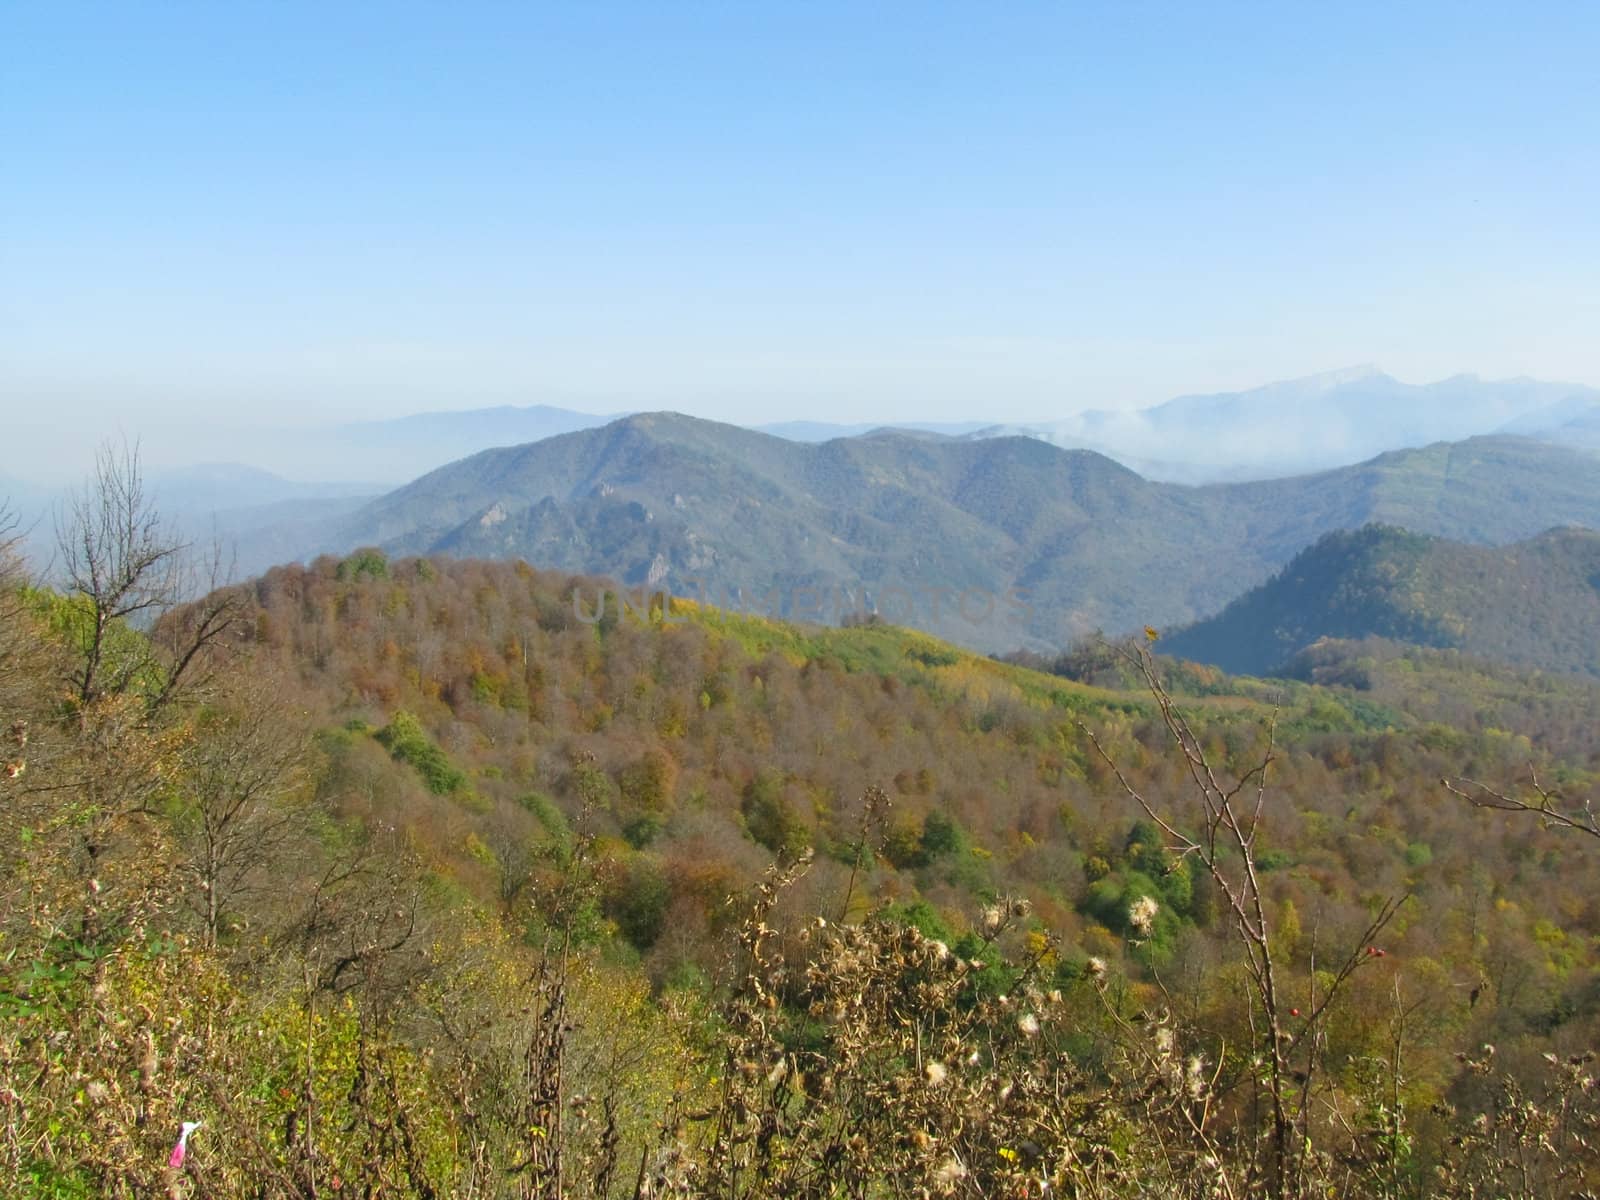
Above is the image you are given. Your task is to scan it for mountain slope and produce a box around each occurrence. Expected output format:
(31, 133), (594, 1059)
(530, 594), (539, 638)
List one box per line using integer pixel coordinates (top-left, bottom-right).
(317, 412), (1600, 652)
(1163, 524), (1600, 679)
(1279, 635), (1600, 759)
(1541, 409), (1600, 452)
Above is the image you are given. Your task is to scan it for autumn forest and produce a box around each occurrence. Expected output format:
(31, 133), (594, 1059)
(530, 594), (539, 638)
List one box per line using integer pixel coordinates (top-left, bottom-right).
(4, 447), (1600, 1200)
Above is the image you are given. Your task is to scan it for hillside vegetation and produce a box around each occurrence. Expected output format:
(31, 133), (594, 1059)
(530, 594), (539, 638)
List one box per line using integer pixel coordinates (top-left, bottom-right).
(1163, 524), (1600, 679)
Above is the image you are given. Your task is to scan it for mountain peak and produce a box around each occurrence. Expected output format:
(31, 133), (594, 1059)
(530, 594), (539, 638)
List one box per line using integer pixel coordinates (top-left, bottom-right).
(1252, 364), (1391, 397)
(1306, 364), (1387, 388)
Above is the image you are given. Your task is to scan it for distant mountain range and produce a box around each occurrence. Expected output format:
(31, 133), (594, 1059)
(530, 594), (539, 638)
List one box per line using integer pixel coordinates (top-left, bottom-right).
(987, 366), (1600, 482)
(147, 463), (377, 514)
(215, 367), (1600, 487)
(311, 414), (1600, 652)
(1163, 524), (1600, 679)
(146, 465), (381, 579)
(13, 367), (1600, 504)
(323, 405), (623, 483)
(2, 464), (379, 580)
(325, 409), (1002, 480)
(298, 406), (1004, 485)
(308, 368), (1600, 485)
(14, 368), (1600, 650)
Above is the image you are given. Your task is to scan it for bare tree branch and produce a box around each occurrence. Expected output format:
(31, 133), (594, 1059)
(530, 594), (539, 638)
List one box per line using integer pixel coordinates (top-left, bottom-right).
(52, 440), (245, 710)
(1443, 767), (1600, 840)
(1079, 637), (1408, 1198)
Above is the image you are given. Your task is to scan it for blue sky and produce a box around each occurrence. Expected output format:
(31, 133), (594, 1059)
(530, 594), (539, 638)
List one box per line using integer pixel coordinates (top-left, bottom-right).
(4, 1), (1598, 473)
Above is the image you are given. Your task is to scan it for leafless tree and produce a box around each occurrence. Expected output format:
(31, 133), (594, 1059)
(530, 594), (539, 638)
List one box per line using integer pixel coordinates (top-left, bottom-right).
(1, 498), (29, 686)
(54, 439), (244, 709)
(175, 671), (311, 947)
(0, 499), (42, 818)
(1078, 639), (1406, 1198)
(0, 500), (21, 576)
(1, 499), (39, 690)
(55, 440), (183, 703)
(287, 822), (431, 1002)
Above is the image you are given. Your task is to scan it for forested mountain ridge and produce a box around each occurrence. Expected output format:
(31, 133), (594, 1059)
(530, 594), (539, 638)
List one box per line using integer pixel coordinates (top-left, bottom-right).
(320, 413), (1600, 652)
(1162, 524), (1600, 679)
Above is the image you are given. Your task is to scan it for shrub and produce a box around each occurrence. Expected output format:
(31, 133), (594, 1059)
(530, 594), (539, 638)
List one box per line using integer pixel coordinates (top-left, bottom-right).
(920, 809), (967, 858)
(336, 547), (389, 582)
(374, 709), (465, 795)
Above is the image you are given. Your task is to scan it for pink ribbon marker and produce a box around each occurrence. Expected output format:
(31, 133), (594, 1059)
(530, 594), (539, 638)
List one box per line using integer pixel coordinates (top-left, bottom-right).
(168, 1121), (202, 1169)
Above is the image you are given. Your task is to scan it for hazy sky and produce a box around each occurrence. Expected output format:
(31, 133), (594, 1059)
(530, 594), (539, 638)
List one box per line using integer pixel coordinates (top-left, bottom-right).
(4, 1), (1598, 476)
